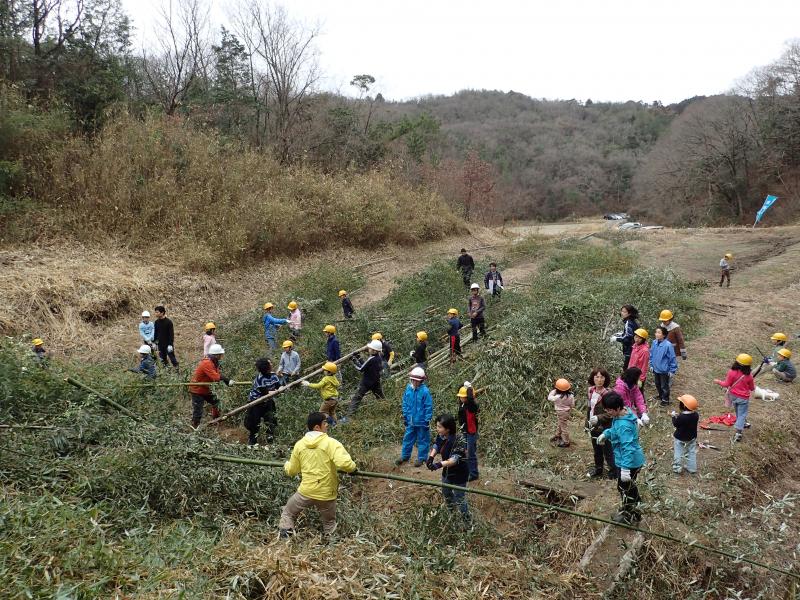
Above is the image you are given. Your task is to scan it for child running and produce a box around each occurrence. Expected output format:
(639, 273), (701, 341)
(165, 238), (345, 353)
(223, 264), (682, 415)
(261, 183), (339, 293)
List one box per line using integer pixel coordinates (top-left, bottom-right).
(548, 378), (575, 447)
(597, 391), (646, 524)
(245, 358), (282, 445)
(426, 413), (471, 523)
(302, 361), (341, 425)
(671, 394), (699, 474)
(713, 353), (755, 442)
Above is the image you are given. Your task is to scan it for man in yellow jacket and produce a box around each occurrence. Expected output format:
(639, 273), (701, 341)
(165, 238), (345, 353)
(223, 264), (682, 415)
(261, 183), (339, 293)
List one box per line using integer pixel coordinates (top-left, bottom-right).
(279, 411), (357, 538)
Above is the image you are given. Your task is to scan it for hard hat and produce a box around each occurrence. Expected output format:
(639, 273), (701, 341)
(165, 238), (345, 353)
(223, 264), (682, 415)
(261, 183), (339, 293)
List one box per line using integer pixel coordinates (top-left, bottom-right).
(138, 344), (151, 354)
(263, 302), (274, 310)
(282, 340), (294, 349)
(208, 343), (225, 355)
(777, 348), (792, 359)
(371, 332), (383, 341)
(288, 301), (298, 310)
(32, 338), (44, 346)
(659, 309), (673, 321)
(322, 361), (338, 374)
(409, 367), (426, 380)
(634, 328), (649, 339)
(677, 394), (699, 411)
(416, 331), (428, 342)
(457, 386), (469, 398)
(724, 253), (733, 259)
(447, 308), (459, 316)
(367, 340), (383, 352)
(323, 325), (336, 334)
(204, 322), (216, 331)
(470, 283), (480, 290)
(338, 290), (347, 297)
(771, 332), (788, 342)
(141, 311), (151, 318)
(555, 378), (572, 392)
(735, 353), (753, 367)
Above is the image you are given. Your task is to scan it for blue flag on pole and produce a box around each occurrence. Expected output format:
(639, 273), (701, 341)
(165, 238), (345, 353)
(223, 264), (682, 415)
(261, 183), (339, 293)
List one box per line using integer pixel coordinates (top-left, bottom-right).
(755, 195), (778, 224)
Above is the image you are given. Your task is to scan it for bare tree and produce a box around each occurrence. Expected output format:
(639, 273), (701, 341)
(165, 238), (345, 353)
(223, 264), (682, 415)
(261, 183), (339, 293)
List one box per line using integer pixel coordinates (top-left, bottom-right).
(234, 0), (319, 163)
(141, 0), (210, 115)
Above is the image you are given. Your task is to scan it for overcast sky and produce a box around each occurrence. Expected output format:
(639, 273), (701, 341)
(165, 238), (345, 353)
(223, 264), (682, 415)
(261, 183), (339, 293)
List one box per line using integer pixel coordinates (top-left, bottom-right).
(122, 0), (800, 103)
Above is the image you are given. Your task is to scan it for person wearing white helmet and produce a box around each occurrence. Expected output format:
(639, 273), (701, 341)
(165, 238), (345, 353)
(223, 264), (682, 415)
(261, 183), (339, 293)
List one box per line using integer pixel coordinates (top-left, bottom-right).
(139, 311), (155, 349)
(128, 344), (156, 379)
(340, 339), (385, 423)
(395, 367), (433, 467)
(467, 283), (486, 342)
(188, 343), (233, 428)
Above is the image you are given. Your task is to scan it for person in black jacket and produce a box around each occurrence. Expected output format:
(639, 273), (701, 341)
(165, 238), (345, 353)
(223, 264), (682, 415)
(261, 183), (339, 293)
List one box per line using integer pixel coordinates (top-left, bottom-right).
(153, 306), (179, 369)
(457, 383), (480, 481)
(484, 262), (503, 297)
(340, 340), (385, 422)
(427, 413), (471, 522)
(610, 304), (639, 370)
(671, 394), (699, 474)
(456, 248), (475, 289)
(339, 290), (355, 319)
(411, 331), (428, 369)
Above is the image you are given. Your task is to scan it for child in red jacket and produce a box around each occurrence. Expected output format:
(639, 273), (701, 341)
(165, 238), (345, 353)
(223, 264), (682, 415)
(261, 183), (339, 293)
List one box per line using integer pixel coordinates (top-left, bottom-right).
(628, 328), (650, 389)
(714, 353), (755, 442)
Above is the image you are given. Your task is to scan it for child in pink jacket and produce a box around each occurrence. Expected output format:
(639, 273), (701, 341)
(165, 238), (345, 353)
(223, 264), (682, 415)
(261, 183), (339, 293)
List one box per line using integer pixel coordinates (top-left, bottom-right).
(548, 378), (576, 447)
(628, 329), (650, 389)
(713, 353), (755, 442)
(287, 301), (302, 341)
(614, 367), (649, 426)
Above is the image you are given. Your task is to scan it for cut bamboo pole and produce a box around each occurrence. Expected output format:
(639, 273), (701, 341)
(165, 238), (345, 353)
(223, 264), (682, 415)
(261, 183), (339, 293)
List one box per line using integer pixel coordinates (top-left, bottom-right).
(202, 345), (368, 427)
(65, 377), (141, 421)
(0, 424), (57, 430)
(122, 381), (250, 389)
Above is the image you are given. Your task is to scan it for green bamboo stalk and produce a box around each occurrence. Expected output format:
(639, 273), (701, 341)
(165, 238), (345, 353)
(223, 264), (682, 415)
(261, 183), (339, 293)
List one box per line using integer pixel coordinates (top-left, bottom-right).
(121, 381), (250, 389)
(199, 452), (800, 581)
(65, 377), (141, 421)
(0, 424), (57, 430)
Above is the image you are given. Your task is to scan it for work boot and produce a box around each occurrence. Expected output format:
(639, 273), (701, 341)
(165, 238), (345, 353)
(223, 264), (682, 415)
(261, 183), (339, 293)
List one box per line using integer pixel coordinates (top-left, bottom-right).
(210, 406), (221, 420)
(413, 459), (425, 468)
(394, 458), (408, 466)
(734, 432), (743, 442)
(607, 469), (618, 480)
(468, 473), (479, 482)
(586, 467), (603, 478)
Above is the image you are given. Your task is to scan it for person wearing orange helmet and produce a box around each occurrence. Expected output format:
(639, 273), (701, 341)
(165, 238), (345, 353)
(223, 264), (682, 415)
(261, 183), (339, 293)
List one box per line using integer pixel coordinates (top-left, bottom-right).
(671, 394), (699, 474)
(548, 378), (576, 447)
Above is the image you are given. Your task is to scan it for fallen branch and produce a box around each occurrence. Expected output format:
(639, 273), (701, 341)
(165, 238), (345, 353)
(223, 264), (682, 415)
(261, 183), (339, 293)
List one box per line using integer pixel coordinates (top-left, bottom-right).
(0, 424), (57, 430)
(65, 377), (141, 421)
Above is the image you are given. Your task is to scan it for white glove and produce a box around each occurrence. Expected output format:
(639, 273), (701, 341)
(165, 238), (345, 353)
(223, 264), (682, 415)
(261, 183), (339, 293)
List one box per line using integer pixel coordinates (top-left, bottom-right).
(641, 413), (650, 426)
(167, 345), (173, 353)
(596, 433), (607, 445)
(226, 380), (235, 387)
(589, 415), (598, 426)
(463, 381), (472, 388)
(670, 410), (677, 417)
(609, 335), (618, 344)
(409, 351), (415, 358)
(637, 418), (644, 427)
(669, 372), (675, 380)
(620, 468), (631, 482)
(301, 381), (310, 387)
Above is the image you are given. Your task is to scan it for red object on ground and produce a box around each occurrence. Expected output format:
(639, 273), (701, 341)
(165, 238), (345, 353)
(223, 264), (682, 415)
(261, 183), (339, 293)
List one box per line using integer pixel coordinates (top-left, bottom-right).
(700, 414), (736, 429)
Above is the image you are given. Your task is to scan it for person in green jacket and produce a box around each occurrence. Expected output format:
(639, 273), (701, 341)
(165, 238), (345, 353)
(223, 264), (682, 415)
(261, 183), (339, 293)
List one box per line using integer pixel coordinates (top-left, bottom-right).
(302, 362), (342, 425)
(278, 412), (357, 538)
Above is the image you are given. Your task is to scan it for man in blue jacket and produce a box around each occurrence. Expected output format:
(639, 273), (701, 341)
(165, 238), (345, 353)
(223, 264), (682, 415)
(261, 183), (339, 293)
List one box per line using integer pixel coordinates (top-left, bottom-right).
(263, 302), (288, 352)
(597, 391), (646, 525)
(395, 367), (433, 467)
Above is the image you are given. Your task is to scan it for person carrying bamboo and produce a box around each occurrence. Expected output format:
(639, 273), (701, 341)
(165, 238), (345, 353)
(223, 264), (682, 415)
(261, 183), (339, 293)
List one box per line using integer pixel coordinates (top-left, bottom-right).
(188, 344), (234, 428)
(279, 411), (357, 538)
(468, 283), (486, 342)
(245, 358), (282, 445)
(340, 340), (385, 423)
(302, 361), (341, 425)
(426, 413), (471, 523)
(372, 332), (394, 377)
(447, 308), (462, 363)
(324, 324), (341, 380)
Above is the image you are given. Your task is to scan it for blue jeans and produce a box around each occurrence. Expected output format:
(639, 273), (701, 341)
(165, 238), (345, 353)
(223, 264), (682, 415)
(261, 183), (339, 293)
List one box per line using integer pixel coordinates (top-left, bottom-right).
(401, 425), (430, 461)
(442, 477), (471, 520)
(466, 432), (479, 478)
(672, 438), (697, 473)
(732, 396), (749, 432)
(266, 337), (277, 351)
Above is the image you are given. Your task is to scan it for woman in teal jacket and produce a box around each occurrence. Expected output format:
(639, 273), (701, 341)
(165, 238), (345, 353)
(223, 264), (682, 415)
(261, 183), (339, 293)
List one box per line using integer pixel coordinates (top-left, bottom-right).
(598, 391), (645, 525)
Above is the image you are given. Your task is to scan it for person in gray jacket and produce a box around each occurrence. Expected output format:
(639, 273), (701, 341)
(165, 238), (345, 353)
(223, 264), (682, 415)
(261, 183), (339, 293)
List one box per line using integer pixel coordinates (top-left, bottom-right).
(467, 283), (486, 342)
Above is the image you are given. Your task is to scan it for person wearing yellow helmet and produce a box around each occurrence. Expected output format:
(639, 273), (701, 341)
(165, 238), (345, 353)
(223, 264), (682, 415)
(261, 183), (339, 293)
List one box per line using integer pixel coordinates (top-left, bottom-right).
(671, 395), (699, 475)
(713, 354), (756, 442)
(32, 338), (48, 363)
(447, 309), (463, 363)
(277, 340), (301, 385)
(262, 303), (288, 353)
(245, 358), (282, 445)
(548, 378), (576, 447)
(628, 328), (650, 389)
(456, 383), (480, 481)
(719, 253), (733, 287)
(372, 333), (394, 377)
(287, 301), (302, 341)
(772, 348), (796, 383)
(203, 322), (217, 357)
(302, 362), (342, 425)
(410, 331), (428, 370)
(339, 290), (355, 319)
(659, 309), (687, 361)
(323, 325), (341, 379)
